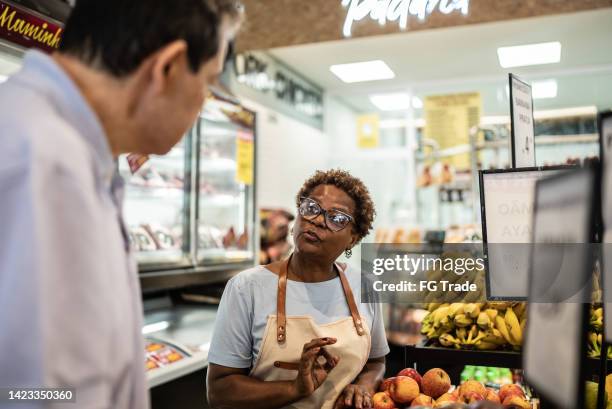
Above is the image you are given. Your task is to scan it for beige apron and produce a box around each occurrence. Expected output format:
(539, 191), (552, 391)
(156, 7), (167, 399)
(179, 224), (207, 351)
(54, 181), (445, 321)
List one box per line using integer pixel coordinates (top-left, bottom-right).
(249, 257), (371, 409)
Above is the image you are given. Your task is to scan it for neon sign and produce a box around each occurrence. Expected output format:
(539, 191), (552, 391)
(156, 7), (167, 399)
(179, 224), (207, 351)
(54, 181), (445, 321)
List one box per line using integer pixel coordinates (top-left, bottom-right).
(341, 0), (470, 37)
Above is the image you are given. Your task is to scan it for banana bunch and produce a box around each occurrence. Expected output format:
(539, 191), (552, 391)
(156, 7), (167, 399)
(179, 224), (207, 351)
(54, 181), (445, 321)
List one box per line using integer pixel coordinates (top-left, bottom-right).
(422, 263), (486, 304)
(591, 306), (603, 333)
(586, 306), (610, 358)
(422, 302), (527, 351)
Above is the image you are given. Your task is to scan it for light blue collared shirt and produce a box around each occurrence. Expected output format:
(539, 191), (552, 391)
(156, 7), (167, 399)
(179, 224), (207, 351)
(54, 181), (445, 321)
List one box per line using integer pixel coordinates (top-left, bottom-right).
(0, 50), (148, 409)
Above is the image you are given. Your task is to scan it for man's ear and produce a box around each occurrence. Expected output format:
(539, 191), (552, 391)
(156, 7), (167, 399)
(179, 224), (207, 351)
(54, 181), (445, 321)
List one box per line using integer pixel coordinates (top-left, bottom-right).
(150, 40), (189, 94)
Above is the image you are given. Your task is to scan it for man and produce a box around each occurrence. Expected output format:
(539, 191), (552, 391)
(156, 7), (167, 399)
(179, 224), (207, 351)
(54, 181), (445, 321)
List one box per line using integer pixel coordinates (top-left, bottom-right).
(0, 0), (243, 407)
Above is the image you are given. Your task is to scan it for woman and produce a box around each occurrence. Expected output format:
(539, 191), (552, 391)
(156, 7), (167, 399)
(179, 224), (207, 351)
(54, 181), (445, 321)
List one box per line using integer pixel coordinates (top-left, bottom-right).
(207, 169), (389, 409)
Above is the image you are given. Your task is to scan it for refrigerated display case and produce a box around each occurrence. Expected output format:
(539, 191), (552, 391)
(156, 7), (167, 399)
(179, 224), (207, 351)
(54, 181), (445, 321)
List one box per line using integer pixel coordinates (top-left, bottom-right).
(195, 93), (256, 265)
(119, 136), (193, 269)
(121, 90), (257, 283)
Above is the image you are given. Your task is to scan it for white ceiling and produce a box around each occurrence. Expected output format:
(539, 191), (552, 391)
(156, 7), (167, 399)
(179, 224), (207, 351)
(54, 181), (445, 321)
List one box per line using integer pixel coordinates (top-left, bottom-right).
(269, 8), (612, 116)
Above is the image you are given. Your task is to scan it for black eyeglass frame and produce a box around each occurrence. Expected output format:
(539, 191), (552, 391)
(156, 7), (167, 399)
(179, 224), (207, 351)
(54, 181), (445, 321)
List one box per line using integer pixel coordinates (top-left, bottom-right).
(297, 197), (354, 232)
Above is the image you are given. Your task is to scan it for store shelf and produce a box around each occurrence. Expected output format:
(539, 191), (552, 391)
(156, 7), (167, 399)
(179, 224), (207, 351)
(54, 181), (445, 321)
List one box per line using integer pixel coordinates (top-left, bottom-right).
(125, 185), (184, 201)
(136, 250), (186, 266)
(199, 194), (241, 207)
(405, 342), (522, 369)
(197, 248), (253, 263)
(199, 157), (237, 173)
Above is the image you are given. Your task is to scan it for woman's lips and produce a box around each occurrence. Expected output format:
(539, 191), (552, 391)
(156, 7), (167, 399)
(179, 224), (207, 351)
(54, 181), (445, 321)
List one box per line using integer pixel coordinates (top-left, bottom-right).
(303, 230), (321, 242)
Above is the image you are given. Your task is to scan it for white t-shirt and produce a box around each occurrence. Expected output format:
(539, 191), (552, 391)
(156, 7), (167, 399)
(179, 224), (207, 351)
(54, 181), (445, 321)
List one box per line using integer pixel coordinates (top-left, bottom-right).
(208, 265), (390, 369)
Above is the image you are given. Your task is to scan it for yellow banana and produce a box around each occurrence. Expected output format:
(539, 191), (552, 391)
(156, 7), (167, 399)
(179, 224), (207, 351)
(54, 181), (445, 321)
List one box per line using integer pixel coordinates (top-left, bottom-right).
(477, 312), (491, 329)
(448, 303), (465, 318)
(464, 303), (481, 318)
(427, 303), (441, 312)
(439, 333), (459, 347)
(456, 327), (468, 343)
(513, 303), (527, 319)
(454, 314), (473, 328)
(595, 308), (603, 319)
(476, 341), (499, 350)
(505, 307), (522, 345)
(495, 315), (513, 344)
(484, 309), (498, 321)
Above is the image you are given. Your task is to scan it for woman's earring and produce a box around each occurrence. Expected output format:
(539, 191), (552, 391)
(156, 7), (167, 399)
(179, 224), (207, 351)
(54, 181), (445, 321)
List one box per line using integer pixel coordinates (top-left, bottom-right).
(345, 248), (352, 258)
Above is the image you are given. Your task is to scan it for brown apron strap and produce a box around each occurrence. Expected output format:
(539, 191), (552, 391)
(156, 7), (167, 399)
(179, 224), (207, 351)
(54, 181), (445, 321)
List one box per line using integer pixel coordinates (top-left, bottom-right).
(276, 258), (289, 343)
(276, 256), (365, 344)
(336, 263), (366, 336)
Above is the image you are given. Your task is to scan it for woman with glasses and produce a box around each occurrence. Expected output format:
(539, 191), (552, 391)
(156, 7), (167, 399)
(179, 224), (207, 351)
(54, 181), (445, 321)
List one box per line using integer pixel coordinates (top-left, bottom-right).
(207, 169), (389, 409)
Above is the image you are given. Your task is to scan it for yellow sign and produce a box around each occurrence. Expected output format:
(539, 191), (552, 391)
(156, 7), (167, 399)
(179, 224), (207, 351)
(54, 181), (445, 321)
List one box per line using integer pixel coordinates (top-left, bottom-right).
(357, 114), (380, 149)
(236, 131), (254, 185)
(424, 92), (482, 169)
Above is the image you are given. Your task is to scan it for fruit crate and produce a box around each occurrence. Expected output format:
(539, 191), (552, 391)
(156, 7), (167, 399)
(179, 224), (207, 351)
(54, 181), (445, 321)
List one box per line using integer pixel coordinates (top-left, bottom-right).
(405, 342), (522, 371)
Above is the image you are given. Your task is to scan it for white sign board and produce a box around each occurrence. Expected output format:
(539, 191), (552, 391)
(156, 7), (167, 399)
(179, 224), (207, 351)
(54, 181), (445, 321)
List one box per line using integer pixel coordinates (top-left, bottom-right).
(524, 169), (595, 409)
(509, 74), (536, 168)
(341, 0), (470, 37)
(480, 169), (562, 299)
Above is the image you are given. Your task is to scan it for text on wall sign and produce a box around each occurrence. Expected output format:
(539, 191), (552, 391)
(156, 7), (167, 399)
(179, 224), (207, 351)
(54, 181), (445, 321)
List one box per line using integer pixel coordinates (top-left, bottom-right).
(342, 0), (470, 37)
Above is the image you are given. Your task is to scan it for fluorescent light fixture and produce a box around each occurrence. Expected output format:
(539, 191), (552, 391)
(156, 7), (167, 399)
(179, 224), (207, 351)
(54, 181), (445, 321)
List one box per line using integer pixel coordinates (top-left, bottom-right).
(0, 75), (7, 83)
(532, 79), (558, 99)
(497, 42), (561, 68)
(142, 320), (169, 335)
(411, 96), (423, 109)
(369, 92), (411, 111)
(330, 60), (395, 83)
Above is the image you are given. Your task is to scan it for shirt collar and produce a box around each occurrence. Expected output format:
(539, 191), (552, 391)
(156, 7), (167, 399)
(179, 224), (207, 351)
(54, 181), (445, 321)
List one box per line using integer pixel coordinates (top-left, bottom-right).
(17, 50), (115, 184)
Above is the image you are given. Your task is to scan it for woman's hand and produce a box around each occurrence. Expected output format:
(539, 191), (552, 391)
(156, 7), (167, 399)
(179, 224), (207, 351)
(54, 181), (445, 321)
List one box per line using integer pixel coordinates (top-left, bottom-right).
(334, 384), (373, 409)
(293, 337), (340, 398)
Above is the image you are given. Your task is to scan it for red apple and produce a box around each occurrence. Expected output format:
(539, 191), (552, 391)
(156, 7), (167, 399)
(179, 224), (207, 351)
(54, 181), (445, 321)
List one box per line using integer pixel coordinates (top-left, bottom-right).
(411, 393), (434, 407)
(397, 368), (423, 388)
(485, 388), (501, 404)
(389, 376), (420, 404)
(421, 368), (451, 399)
(463, 391), (485, 404)
(372, 391), (395, 409)
(499, 384), (525, 402)
(380, 377), (396, 392)
(458, 380), (486, 400)
(502, 395), (530, 409)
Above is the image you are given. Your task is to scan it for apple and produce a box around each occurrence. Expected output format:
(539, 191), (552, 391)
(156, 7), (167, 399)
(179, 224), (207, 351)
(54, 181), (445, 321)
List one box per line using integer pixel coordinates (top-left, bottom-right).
(388, 376), (420, 404)
(421, 368), (451, 399)
(502, 395), (530, 409)
(458, 380), (486, 400)
(499, 384), (525, 402)
(372, 391), (395, 409)
(463, 391), (485, 404)
(398, 368), (423, 388)
(434, 392), (458, 408)
(484, 388), (501, 404)
(411, 393), (434, 407)
(380, 377), (396, 392)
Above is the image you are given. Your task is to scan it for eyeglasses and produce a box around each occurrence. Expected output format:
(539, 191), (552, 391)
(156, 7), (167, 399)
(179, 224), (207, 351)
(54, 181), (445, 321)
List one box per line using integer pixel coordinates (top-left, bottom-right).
(298, 197), (353, 232)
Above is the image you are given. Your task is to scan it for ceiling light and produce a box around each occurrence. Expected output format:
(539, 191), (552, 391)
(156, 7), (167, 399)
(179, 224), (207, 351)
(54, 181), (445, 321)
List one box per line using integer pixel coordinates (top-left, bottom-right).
(330, 60), (395, 83)
(532, 79), (558, 99)
(497, 42), (561, 68)
(370, 92), (411, 111)
(0, 75), (7, 83)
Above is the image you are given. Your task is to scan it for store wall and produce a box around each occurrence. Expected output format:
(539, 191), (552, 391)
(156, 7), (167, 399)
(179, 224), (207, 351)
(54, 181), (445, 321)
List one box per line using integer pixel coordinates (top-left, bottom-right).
(240, 98), (331, 213)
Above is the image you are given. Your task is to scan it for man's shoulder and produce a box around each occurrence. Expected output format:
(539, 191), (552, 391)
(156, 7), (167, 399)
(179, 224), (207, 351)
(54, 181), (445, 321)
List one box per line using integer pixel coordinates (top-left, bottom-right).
(0, 84), (90, 177)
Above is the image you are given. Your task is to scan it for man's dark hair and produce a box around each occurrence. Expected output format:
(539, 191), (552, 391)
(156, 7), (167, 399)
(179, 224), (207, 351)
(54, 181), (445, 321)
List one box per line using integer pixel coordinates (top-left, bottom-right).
(59, 0), (243, 77)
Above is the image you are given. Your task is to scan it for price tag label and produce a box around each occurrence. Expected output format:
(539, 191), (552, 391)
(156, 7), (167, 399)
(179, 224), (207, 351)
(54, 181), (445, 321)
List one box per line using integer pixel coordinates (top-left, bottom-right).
(236, 131), (254, 185)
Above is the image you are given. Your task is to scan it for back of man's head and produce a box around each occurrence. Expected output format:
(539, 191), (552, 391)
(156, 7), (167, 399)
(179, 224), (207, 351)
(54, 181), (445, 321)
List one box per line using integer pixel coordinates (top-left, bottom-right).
(59, 0), (244, 76)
